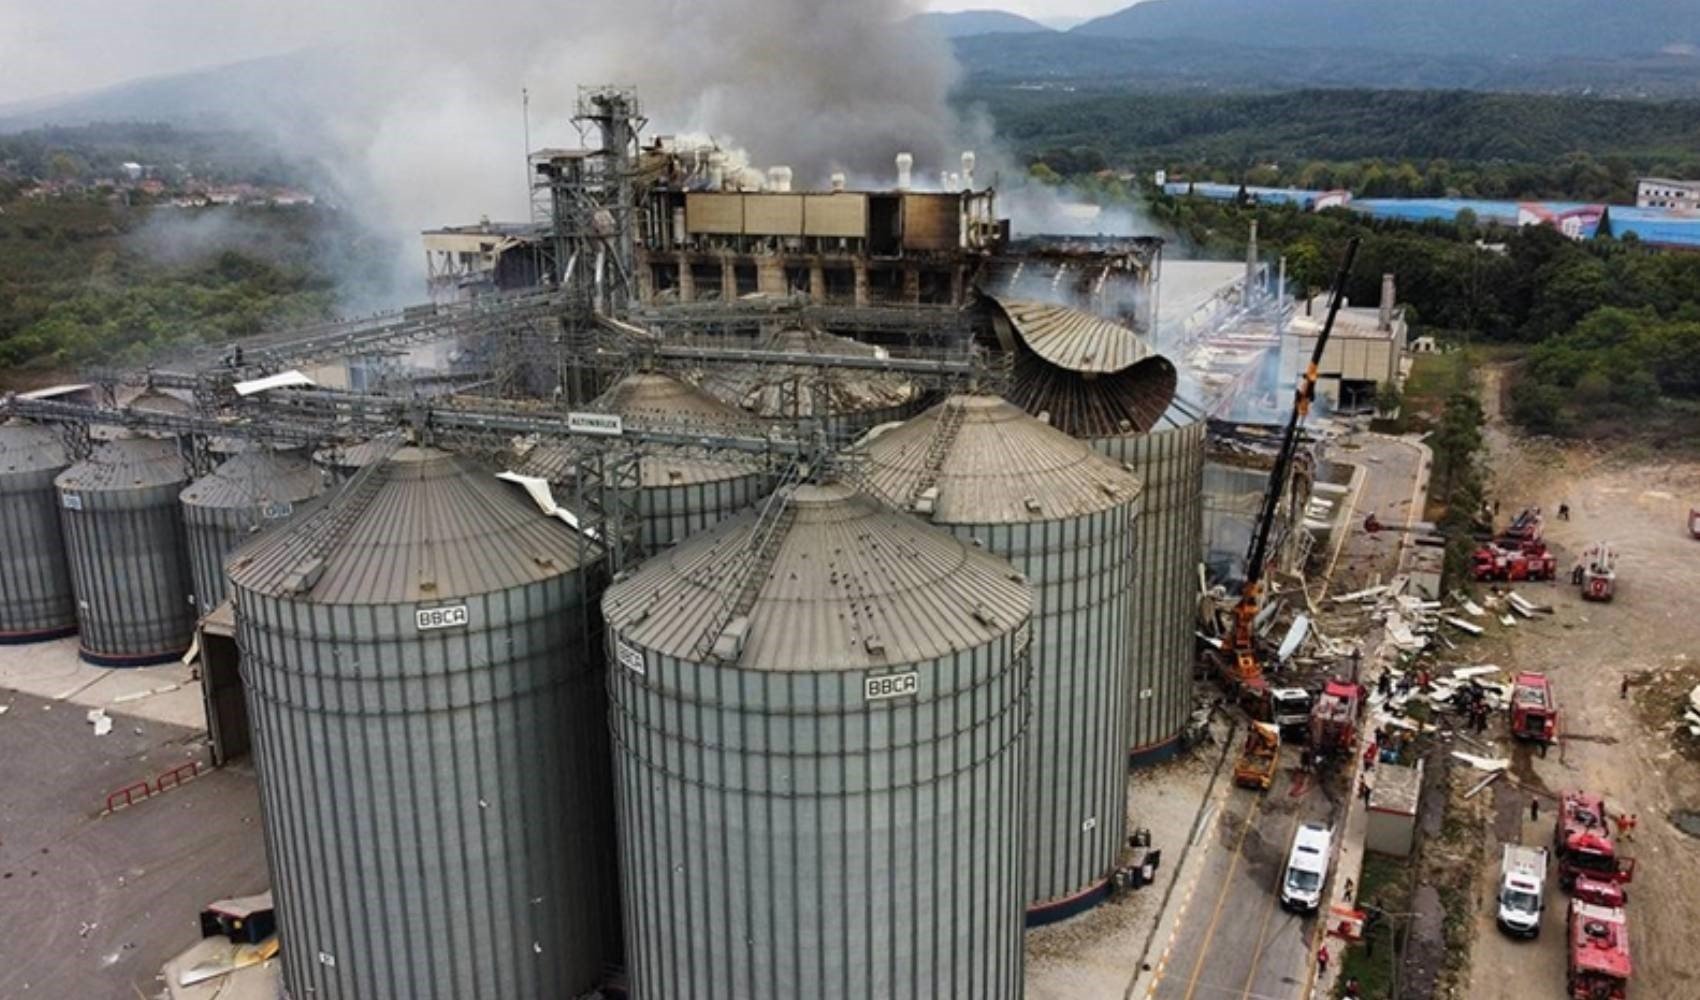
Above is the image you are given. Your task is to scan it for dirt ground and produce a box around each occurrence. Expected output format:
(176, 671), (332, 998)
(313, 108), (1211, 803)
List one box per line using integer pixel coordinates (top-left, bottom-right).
(1464, 368), (1700, 999)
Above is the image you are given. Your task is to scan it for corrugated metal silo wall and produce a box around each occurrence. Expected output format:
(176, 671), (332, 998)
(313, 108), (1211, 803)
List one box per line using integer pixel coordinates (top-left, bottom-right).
(0, 461), (77, 639)
(607, 632), (1031, 1000)
(236, 569), (621, 1000)
(1091, 420), (1205, 763)
(59, 480), (196, 662)
(184, 503), (284, 616)
(638, 470), (770, 552)
(948, 506), (1136, 911)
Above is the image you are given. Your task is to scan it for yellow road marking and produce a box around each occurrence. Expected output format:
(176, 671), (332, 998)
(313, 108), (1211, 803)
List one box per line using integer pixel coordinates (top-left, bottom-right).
(1237, 815), (1297, 998)
(1181, 794), (1266, 1000)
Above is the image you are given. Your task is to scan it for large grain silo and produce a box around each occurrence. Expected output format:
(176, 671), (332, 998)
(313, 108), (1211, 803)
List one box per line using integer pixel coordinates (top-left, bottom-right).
(698, 327), (931, 444)
(516, 371), (770, 552)
(227, 446), (620, 1000)
(0, 423), (78, 642)
(859, 394), (1142, 922)
(54, 437), (196, 666)
(312, 438), (394, 482)
(603, 481), (1033, 999)
(179, 448), (324, 615)
(992, 298), (1202, 764)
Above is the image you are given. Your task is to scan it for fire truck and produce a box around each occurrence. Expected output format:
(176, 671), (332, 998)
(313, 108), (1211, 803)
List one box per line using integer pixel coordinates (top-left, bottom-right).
(1499, 506), (1545, 545)
(1308, 679), (1361, 757)
(1510, 671), (1558, 744)
(1471, 540), (1558, 582)
(1554, 791), (1636, 892)
(1576, 542), (1618, 602)
(1567, 900), (1631, 1000)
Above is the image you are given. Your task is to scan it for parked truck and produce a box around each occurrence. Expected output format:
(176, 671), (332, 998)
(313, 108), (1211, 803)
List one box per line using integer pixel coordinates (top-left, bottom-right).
(1510, 671), (1559, 745)
(1567, 900), (1631, 1000)
(1554, 791), (1636, 892)
(1576, 542), (1618, 602)
(1234, 721), (1281, 790)
(1308, 679), (1361, 758)
(1268, 687), (1314, 739)
(1497, 844), (1549, 938)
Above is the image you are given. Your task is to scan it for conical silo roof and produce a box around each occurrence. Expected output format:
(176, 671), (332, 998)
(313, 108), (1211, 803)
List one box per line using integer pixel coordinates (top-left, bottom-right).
(312, 437), (395, 473)
(181, 448), (325, 512)
(598, 371), (751, 426)
(519, 371), (760, 489)
(228, 446), (599, 604)
(55, 437), (188, 491)
(0, 423), (69, 476)
(858, 395), (1142, 523)
(127, 389), (194, 417)
(603, 480), (1031, 671)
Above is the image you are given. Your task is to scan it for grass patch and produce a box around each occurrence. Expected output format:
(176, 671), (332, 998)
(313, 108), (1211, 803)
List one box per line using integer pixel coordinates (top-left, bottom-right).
(1333, 854), (1415, 999)
(1403, 351), (1469, 416)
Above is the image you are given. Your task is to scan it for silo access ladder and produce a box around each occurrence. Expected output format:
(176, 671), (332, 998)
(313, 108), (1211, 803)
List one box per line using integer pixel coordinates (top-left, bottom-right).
(692, 465), (800, 662)
(905, 397), (968, 512)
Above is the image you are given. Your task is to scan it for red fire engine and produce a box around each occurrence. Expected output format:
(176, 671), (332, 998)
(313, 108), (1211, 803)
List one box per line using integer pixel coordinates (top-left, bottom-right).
(1308, 679), (1361, 757)
(1554, 791), (1636, 891)
(1471, 540), (1558, 582)
(1510, 671), (1558, 744)
(1567, 899), (1631, 1000)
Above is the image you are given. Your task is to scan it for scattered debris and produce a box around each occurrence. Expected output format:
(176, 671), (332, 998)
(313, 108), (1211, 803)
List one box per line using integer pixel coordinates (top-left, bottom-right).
(1442, 615), (1484, 636)
(1450, 751), (1510, 773)
(86, 708), (112, 737)
(1465, 770), (1504, 799)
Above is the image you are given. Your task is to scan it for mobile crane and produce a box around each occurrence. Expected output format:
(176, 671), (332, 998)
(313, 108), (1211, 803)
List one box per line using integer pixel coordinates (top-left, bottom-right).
(1221, 237), (1360, 717)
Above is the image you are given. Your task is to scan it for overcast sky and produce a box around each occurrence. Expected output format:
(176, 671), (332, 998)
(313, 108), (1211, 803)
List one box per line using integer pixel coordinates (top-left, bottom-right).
(0, 0), (1144, 106)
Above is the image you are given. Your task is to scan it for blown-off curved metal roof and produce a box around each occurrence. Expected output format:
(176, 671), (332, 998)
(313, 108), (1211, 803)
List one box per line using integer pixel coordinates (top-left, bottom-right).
(228, 446), (598, 603)
(604, 481), (1030, 671)
(858, 395), (1141, 523)
(1008, 353), (1179, 438)
(0, 423), (69, 476)
(992, 298), (1158, 374)
(181, 448), (325, 511)
(55, 437), (188, 491)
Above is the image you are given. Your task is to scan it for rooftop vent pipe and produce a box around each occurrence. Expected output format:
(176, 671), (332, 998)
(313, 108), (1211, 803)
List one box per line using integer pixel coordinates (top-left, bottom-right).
(896, 152), (913, 191)
(962, 151), (976, 189)
(1379, 273), (1396, 331)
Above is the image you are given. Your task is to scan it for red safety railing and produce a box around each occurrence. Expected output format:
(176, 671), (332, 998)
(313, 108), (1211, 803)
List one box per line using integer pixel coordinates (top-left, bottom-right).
(102, 760), (203, 814)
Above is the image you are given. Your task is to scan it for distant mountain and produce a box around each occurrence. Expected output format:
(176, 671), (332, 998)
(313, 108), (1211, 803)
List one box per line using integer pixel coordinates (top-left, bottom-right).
(908, 9), (1054, 39)
(953, 31), (1700, 98)
(1072, 0), (1700, 59)
(0, 49), (353, 134)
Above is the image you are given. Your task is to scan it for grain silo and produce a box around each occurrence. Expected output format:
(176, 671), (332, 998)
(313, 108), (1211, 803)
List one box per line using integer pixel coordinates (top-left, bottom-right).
(516, 371), (770, 552)
(858, 394), (1142, 922)
(0, 422), (78, 642)
(1089, 402), (1206, 763)
(312, 438), (395, 482)
(603, 481), (1033, 999)
(227, 446), (620, 1000)
(54, 437), (197, 665)
(179, 448), (324, 615)
(992, 298), (1202, 764)
(698, 327), (932, 444)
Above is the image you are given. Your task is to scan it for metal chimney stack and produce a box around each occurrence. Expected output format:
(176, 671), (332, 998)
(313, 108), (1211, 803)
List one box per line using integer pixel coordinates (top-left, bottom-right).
(961, 151), (976, 189)
(1245, 220), (1259, 305)
(1379, 273), (1396, 330)
(896, 152), (913, 191)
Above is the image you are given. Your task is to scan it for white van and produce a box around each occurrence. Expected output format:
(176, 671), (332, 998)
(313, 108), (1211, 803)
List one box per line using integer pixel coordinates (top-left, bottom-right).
(1280, 822), (1333, 913)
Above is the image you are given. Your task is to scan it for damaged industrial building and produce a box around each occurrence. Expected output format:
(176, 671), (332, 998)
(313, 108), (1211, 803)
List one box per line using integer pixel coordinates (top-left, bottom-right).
(0, 85), (1392, 999)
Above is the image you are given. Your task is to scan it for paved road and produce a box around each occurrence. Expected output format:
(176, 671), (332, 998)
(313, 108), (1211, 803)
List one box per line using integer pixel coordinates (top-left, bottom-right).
(1326, 433), (1429, 592)
(1139, 431), (1426, 1000)
(1146, 762), (1345, 1000)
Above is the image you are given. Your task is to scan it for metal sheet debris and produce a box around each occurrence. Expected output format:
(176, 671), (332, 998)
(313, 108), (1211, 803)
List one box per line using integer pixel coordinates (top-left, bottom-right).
(1451, 751), (1510, 772)
(1442, 616), (1484, 636)
(1277, 614), (1311, 662)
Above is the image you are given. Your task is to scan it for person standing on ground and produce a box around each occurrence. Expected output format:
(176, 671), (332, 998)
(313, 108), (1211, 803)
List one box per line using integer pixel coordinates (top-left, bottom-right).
(1317, 944), (1330, 975)
(1620, 675), (1630, 699)
(1531, 797), (1540, 822)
